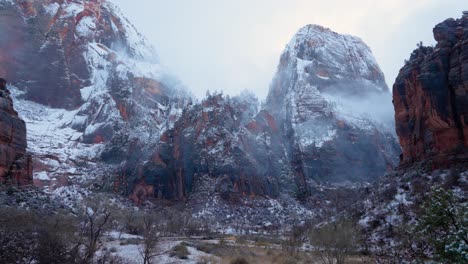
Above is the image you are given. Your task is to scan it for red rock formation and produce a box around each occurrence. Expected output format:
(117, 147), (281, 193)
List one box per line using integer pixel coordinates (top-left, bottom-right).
(0, 78), (32, 185)
(393, 13), (468, 167)
(135, 93), (288, 201)
(129, 179), (155, 205)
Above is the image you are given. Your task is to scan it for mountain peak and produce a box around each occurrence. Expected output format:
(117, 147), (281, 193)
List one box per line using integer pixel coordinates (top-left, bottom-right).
(264, 24), (399, 184)
(283, 24), (387, 93)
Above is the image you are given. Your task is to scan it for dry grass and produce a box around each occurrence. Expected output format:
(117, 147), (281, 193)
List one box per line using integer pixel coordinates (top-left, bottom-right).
(192, 237), (372, 264)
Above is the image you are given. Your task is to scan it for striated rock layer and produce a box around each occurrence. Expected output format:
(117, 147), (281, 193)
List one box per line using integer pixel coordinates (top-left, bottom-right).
(393, 12), (468, 167)
(0, 79), (32, 185)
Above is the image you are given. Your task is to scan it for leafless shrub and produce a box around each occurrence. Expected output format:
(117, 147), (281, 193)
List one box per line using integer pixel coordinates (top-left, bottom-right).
(0, 207), (81, 264)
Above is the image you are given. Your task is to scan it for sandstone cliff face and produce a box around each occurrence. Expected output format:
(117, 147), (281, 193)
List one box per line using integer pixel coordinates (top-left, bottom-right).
(0, 79), (32, 185)
(393, 13), (468, 166)
(266, 25), (399, 183)
(355, 14), (468, 258)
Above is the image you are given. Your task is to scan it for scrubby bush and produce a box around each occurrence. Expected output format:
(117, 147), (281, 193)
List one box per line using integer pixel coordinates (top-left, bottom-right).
(230, 257), (249, 264)
(415, 187), (467, 263)
(309, 219), (361, 264)
(171, 243), (190, 259)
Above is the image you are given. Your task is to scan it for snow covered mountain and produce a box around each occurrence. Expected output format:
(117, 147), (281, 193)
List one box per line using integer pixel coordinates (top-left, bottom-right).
(266, 24), (400, 183)
(0, 0), (190, 190)
(1, 0), (398, 206)
(267, 24), (388, 121)
(1, 5), (466, 262)
(130, 25), (400, 205)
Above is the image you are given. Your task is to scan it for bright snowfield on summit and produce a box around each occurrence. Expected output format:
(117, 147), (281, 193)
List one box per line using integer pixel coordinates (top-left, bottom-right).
(0, 1), (467, 264)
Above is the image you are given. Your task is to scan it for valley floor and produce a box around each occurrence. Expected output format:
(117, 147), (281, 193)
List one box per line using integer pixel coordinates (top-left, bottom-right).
(101, 232), (372, 264)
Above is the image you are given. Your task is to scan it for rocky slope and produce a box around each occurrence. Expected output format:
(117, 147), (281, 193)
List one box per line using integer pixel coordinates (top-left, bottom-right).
(0, 78), (32, 185)
(394, 13), (468, 168)
(0, 0), (190, 189)
(266, 24), (400, 184)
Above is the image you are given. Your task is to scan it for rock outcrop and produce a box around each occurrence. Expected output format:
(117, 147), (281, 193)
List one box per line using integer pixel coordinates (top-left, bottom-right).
(266, 24), (399, 184)
(393, 12), (468, 167)
(129, 93), (293, 203)
(358, 14), (468, 260)
(0, 78), (32, 185)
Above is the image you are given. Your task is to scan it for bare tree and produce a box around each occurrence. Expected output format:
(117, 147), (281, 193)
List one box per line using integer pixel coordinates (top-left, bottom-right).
(309, 219), (360, 264)
(138, 213), (160, 264)
(116, 208), (139, 236)
(282, 222), (307, 255)
(79, 204), (112, 263)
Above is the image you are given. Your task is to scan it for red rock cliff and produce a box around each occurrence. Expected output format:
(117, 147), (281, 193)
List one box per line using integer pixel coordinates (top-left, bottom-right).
(393, 12), (468, 167)
(0, 78), (32, 185)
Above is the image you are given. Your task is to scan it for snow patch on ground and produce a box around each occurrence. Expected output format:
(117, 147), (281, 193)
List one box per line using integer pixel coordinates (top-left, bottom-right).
(51, 185), (89, 208)
(100, 233), (218, 264)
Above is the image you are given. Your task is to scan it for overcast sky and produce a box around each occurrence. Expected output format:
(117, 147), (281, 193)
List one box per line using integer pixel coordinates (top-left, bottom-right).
(111, 0), (466, 99)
